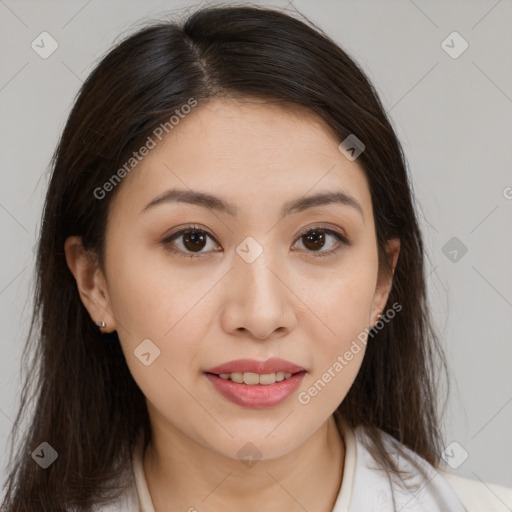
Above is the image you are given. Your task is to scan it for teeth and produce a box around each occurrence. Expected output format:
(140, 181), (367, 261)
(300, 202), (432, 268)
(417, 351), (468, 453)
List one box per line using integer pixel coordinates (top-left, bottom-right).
(218, 371), (293, 385)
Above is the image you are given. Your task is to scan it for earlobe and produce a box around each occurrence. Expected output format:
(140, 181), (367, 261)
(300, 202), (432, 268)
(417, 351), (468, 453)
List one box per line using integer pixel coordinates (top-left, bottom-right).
(64, 236), (117, 333)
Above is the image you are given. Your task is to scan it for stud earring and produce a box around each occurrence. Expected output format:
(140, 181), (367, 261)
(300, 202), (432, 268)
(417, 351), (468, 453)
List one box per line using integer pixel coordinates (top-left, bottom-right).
(95, 320), (107, 333)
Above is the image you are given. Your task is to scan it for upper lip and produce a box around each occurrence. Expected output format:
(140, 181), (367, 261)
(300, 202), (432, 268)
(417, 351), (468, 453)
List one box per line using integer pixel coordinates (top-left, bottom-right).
(205, 358), (306, 375)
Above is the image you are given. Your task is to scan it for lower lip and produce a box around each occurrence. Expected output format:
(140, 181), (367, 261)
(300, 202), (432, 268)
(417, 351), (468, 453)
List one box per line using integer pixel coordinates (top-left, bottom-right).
(204, 371), (306, 408)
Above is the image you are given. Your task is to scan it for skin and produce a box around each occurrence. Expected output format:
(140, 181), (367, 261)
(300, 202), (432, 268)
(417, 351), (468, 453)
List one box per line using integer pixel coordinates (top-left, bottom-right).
(65, 97), (400, 512)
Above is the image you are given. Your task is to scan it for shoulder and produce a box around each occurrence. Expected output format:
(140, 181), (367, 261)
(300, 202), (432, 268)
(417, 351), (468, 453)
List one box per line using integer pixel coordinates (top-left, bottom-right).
(438, 468), (512, 512)
(351, 424), (512, 512)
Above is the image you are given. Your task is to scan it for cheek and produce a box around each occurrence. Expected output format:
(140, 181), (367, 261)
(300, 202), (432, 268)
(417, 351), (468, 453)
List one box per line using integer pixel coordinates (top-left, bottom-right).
(308, 283), (373, 380)
(299, 247), (377, 392)
(104, 236), (209, 389)
(304, 248), (377, 338)
(296, 277), (374, 414)
(106, 235), (198, 338)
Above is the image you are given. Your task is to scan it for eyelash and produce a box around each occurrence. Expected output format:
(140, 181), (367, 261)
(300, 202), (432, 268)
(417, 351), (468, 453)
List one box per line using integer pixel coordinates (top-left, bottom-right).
(161, 224), (350, 259)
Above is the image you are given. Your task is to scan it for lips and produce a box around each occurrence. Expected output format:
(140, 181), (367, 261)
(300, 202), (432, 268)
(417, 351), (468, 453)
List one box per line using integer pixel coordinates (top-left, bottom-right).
(205, 370), (306, 408)
(205, 357), (306, 376)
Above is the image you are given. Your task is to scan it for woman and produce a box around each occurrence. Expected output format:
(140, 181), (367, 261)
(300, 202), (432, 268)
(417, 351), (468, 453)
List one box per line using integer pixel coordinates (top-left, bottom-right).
(2, 4), (511, 511)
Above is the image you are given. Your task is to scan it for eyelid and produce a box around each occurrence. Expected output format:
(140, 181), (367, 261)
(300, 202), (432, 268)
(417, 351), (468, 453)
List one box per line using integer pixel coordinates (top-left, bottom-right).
(296, 223), (350, 244)
(161, 223), (350, 258)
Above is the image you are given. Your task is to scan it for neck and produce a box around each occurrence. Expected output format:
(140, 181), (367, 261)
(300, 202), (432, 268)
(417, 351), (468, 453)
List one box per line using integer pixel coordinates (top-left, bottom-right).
(143, 414), (345, 512)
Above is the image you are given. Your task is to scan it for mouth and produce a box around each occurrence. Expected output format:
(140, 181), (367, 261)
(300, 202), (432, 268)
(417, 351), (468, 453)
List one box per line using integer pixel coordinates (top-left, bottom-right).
(203, 357), (307, 408)
(203, 370), (307, 408)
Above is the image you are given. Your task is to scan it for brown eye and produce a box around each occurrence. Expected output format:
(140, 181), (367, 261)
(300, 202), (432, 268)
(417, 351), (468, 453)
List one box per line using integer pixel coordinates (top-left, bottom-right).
(162, 226), (219, 257)
(182, 231), (208, 252)
(294, 227), (349, 258)
(302, 230), (327, 251)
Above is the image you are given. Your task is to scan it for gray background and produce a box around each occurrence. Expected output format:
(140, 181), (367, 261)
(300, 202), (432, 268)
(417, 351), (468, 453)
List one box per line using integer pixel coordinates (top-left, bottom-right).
(1, 0), (511, 493)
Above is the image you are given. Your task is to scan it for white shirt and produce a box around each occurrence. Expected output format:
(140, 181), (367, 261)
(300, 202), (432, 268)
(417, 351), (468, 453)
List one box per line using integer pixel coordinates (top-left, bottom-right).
(97, 419), (512, 511)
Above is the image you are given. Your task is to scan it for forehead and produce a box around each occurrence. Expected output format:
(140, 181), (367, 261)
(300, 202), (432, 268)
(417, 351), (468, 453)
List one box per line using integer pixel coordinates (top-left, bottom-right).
(110, 97), (372, 220)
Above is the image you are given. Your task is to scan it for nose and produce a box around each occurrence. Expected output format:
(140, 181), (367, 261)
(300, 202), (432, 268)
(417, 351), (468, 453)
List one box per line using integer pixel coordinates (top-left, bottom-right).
(220, 245), (296, 341)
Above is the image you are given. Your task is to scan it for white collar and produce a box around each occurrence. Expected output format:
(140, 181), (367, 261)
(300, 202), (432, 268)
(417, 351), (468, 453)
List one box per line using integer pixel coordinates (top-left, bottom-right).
(338, 419), (467, 511)
(120, 419), (467, 512)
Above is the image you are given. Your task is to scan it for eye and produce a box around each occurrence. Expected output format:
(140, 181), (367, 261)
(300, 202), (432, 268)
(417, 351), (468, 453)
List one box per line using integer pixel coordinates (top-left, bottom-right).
(293, 226), (350, 258)
(161, 224), (350, 259)
(161, 224), (219, 258)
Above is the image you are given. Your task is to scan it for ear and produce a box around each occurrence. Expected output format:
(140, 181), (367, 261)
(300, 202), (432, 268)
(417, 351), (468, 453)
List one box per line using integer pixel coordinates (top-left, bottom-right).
(369, 237), (400, 325)
(64, 236), (117, 333)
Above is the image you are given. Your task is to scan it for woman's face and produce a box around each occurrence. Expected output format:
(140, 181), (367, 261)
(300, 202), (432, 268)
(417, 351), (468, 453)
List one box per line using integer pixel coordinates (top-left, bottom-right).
(73, 97), (399, 460)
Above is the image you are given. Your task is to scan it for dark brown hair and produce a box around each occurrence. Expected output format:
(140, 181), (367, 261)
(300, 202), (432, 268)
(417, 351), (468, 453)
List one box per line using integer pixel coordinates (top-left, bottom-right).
(2, 4), (450, 510)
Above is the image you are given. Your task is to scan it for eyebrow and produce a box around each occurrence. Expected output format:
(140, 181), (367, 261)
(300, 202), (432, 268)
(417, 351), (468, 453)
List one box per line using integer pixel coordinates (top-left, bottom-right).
(140, 188), (364, 221)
